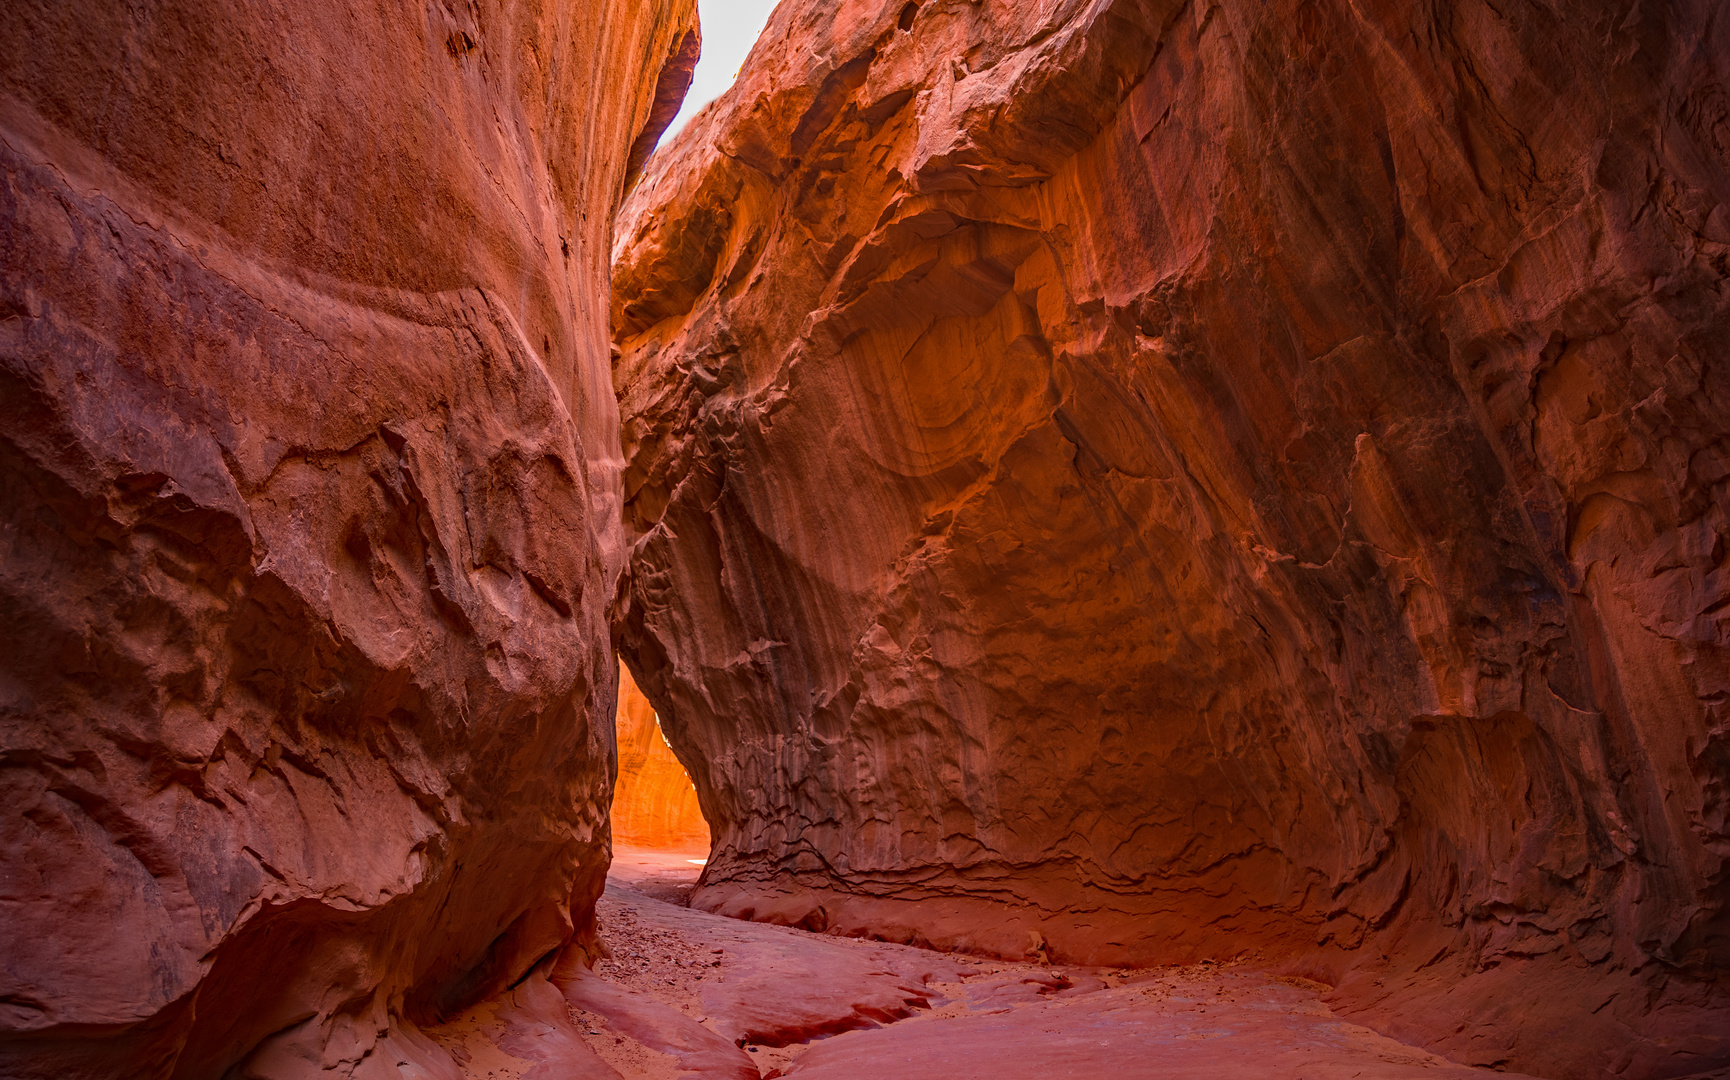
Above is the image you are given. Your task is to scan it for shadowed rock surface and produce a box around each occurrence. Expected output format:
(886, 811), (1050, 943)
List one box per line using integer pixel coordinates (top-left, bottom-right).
(0, 0), (695, 1075)
(543, 853), (1543, 1080)
(610, 0), (1730, 1076)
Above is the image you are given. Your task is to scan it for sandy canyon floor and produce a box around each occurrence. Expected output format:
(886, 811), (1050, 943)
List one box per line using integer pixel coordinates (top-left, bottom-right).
(422, 847), (1542, 1079)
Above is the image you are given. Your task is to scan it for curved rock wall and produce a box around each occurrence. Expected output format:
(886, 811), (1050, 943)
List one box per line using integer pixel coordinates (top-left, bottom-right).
(614, 661), (711, 850)
(611, 0), (1730, 1076)
(0, 0), (695, 1075)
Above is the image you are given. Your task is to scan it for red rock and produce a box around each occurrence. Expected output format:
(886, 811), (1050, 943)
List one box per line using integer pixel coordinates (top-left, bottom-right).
(0, 0), (696, 1075)
(960, 970), (1108, 1010)
(552, 965), (757, 1080)
(575, 855), (1545, 1080)
(777, 971), (1547, 1080)
(596, 874), (970, 1049)
(426, 974), (627, 1080)
(613, 661), (710, 850)
(611, 0), (1730, 1076)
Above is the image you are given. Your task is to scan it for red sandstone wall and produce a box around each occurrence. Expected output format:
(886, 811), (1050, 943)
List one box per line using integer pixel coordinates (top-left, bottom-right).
(614, 661), (711, 850)
(0, 1), (695, 1075)
(611, 1), (1730, 1076)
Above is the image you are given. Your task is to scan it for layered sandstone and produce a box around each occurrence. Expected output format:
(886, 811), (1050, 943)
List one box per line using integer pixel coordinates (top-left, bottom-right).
(0, 0), (695, 1076)
(611, 1), (1730, 1076)
(613, 662), (710, 850)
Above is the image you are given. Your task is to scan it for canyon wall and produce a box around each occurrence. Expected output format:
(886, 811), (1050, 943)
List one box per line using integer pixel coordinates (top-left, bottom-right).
(611, 0), (1730, 1076)
(614, 661), (710, 849)
(0, 0), (695, 1076)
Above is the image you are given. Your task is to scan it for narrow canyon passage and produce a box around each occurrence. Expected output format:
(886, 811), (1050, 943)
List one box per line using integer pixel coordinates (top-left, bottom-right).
(556, 660), (1562, 1078)
(1, 0), (1727, 1078)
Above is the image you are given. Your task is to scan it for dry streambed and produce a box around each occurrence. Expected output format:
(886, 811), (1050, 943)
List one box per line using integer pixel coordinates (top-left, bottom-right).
(423, 850), (1538, 1079)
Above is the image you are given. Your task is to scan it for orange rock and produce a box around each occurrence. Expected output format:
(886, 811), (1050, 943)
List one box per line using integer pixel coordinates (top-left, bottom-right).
(613, 662), (710, 850)
(0, 0), (695, 1075)
(611, 0), (1730, 1077)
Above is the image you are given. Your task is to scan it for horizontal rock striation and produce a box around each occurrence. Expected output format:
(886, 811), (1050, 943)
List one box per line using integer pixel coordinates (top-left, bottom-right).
(611, 0), (1730, 1075)
(0, 0), (694, 1075)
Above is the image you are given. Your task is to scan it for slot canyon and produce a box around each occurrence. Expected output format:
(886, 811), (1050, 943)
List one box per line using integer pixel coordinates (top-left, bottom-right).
(1, 0), (1726, 1078)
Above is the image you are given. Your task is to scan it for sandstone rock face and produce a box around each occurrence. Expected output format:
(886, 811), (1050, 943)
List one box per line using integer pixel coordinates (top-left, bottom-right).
(611, 1), (1730, 1076)
(613, 662), (710, 850)
(0, 0), (694, 1075)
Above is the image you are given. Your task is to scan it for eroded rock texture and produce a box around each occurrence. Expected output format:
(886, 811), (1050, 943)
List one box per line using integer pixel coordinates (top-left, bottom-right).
(0, 0), (695, 1075)
(613, 662), (710, 849)
(611, 0), (1730, 1075)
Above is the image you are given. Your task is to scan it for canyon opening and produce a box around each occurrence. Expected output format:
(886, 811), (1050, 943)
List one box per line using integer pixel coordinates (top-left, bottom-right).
(2, 0), (1727, 1078)
(612, 662), (711, 862)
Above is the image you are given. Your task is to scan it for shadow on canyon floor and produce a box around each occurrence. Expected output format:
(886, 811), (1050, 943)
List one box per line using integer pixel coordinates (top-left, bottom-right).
(423, 847), (1548, 1080)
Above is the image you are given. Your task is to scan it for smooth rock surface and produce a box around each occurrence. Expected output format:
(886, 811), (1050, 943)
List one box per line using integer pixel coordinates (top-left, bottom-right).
(778, 972), (1543, 1080)
(425, 974), (626, 1080)
(611, 0), (1730, 1076)
(0, 0), (695, 1075)
(613, 662), (711, 850)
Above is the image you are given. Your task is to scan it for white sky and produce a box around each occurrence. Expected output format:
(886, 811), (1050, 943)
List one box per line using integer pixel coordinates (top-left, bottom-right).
(663, 0), (783, 141)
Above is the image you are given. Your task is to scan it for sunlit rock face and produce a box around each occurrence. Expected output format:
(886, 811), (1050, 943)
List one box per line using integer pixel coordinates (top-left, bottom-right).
(614, 661), (710, 850)
(610, 0), (1730, 1076)
(0, 0), (695, 1075)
